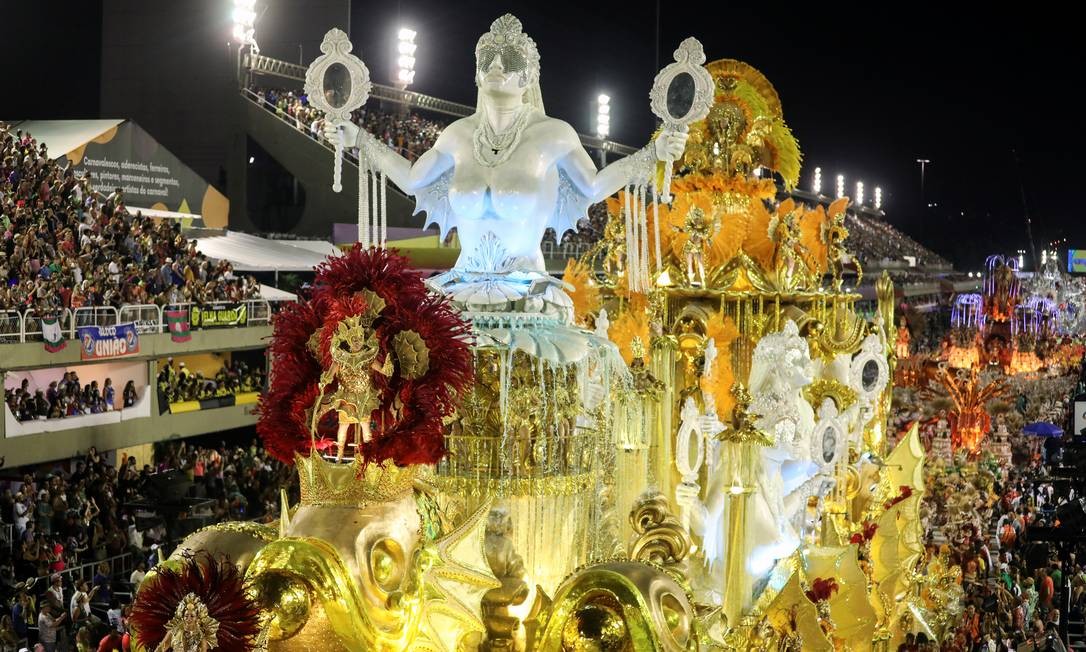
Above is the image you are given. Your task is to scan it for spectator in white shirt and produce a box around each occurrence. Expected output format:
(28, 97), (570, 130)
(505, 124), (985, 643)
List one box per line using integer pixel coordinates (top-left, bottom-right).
(129, 561), (147, 587)
(36, 603), (66, 652)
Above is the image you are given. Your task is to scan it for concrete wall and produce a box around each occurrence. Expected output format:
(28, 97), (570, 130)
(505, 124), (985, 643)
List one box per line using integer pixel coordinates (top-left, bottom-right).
(1, 325), (270, 467)
(1, 402), (258, 469)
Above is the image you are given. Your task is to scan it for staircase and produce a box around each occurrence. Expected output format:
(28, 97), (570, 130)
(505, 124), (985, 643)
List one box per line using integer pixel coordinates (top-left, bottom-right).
(234, 89), (418, 237)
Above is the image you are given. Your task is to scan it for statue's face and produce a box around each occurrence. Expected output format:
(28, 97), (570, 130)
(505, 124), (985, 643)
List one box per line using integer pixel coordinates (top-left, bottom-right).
(784, 347), (813, 386)
(475, 48), (531, 97)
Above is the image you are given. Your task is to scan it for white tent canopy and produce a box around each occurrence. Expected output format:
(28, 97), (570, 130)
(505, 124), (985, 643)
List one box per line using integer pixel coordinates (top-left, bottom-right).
(259, 283), (297, 302)
(194, 231), (340, 272)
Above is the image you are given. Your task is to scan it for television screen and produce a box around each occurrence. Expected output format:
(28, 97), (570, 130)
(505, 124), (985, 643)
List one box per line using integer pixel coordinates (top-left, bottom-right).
(1069, 249), (1086, 274)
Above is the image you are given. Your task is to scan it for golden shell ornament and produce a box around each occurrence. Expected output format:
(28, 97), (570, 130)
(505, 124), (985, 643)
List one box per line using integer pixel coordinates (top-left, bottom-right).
(393, 329), (431, 379)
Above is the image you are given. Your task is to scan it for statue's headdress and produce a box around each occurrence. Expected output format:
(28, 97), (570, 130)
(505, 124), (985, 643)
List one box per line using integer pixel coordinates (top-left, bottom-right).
(475, 14), (540, 87)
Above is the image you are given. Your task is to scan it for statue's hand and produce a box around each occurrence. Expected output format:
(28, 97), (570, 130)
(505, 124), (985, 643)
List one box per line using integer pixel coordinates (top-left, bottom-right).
(654, 129), (689, 161)
(322, 119), (361, 149)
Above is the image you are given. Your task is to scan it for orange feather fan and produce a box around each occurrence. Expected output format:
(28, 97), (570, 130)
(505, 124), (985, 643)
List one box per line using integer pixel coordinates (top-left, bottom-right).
(608, 296), (652, 365)
(562, 258), (600, 327)
(742, 200), (776, 271)
(700, 313), (741, 420)
(798, 204), (830, 275)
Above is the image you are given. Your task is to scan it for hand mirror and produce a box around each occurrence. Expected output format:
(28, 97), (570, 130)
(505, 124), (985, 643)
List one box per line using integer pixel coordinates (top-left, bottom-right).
(304, 28), (372, 192)
(649, 37), (714, 202)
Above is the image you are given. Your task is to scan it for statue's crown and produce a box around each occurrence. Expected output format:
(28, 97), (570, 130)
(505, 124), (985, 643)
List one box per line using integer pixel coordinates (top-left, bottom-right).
(295, 450), (419, 507)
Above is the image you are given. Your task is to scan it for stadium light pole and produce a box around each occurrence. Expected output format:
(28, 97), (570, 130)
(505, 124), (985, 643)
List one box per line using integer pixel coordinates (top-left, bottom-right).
(835, 174), (845, 199)
(231, 0), (258, 88)
(397, 28), (417, 88)
(916, 158), (930, 207)
(855, 181), (864, 206)
(596, 94), (611, 167)
(812, 167), (822, 195)
(874, 186), (882, 210)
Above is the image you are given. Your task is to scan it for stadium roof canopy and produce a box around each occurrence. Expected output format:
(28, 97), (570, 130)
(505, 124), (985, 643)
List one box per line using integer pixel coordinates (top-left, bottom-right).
(194, 231), (340, 272)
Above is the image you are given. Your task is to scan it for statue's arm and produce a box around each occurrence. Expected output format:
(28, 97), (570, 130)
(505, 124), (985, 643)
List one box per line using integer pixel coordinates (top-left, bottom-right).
(554, 123), (656, 203)
(331, 121), (455, 194)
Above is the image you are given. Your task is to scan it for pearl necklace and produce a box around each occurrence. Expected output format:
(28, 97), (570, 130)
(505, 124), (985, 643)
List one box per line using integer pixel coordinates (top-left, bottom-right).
(473, 104), (531, 167)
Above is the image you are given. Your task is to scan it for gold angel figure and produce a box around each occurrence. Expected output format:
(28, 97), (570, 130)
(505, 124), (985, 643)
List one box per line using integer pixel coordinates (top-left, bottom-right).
(679, 205), (717, 287)
(770, 210), (801, 288)
(156, 593), (218, 652)
(311, 314), (395, 462)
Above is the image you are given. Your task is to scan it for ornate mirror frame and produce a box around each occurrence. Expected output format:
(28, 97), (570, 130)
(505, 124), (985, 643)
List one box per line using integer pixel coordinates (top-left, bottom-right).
(650, 37), (714, 129)
(304, 28), (372, 124)
(848, 333), (890, 403)
(811, 397), (847, 468)
(649, 37), (714, 201)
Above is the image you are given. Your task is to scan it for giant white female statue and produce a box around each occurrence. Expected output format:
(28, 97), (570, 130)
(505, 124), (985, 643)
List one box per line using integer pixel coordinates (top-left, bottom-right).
(329, 14), (688, 315)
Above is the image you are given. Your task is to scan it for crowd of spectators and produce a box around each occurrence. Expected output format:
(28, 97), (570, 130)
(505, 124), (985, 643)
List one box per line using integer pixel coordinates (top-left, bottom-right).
(0, 439), (297, 651)
(845, 212), (950, 269)
(917, 433), (1080, 651)
(1, 122), (261, 321)
(897, 354), (1086, 651)
(155, 358), (265, 405)
(249, 86), (446, 162)
(4, 374), (139, 424)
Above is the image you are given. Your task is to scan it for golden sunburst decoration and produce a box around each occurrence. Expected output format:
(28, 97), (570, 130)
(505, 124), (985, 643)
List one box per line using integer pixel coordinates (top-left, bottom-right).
(679, 59), (802, 188)
(410, 502), (501, 652)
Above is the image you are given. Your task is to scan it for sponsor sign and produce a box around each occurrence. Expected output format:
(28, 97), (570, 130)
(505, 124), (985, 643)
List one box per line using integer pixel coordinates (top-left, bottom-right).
(190, 303), (248, 329)
(76, 323), (140, 360)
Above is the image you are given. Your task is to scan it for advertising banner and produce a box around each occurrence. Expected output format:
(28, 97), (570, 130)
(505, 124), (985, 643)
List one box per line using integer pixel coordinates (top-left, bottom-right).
(190, 304), (248, 329)
(1069, 250), (1086, 274)
(76, 323), (140, 360)
(64, 120), (228, 228)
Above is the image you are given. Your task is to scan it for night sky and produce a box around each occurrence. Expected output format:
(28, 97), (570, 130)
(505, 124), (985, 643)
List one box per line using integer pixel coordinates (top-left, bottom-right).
(4, 1), (1081, 270)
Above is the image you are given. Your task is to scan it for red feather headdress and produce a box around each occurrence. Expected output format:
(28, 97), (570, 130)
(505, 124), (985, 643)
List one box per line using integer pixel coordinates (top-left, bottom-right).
(257, 246), (473, 466)
(129, 553), (262, 651)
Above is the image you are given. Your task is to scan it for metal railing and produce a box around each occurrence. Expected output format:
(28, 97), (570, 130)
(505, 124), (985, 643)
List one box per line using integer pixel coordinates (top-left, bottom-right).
(31, 551), (136, 593)
(0, 310), (20, 343)
(20, 308), (72, 342)
(73, 306), (119, 330)
(0, 299), (273, 344)
(245, 53), (637, 155)
(119, 304), (164, 333)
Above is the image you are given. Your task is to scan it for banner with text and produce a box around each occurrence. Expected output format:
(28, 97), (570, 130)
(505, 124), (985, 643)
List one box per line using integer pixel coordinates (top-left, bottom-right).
(77, 323), (140, 360)
(190, 304), (248, 329)
(63, 120), (228, 228)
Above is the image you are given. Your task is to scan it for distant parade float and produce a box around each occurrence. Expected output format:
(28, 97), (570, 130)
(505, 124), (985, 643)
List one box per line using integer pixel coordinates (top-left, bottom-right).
(131, 15), (952, 651)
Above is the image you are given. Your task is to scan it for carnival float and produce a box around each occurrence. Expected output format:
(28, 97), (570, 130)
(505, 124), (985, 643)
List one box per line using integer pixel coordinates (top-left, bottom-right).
(129, 15), (958, 651)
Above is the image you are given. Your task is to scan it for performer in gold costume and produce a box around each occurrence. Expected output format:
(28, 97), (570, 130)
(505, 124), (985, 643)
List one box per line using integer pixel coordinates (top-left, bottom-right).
(155, 594), (219, 652)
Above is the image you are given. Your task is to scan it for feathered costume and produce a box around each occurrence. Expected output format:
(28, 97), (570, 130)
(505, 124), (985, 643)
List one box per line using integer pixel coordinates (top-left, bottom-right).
(130, 554), (262, 652)
(258, 246), (473, 466)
